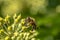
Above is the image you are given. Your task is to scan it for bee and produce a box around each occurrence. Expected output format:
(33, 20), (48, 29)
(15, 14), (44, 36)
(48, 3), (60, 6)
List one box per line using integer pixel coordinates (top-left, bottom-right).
(25, 17), (36, 31)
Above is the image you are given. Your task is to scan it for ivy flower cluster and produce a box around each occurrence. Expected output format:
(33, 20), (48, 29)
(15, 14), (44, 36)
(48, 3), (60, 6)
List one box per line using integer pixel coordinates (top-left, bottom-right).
(0, 14), (38, 40)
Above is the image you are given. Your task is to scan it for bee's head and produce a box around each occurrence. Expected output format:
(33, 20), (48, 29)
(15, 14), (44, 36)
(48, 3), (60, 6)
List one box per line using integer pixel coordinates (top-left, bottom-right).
(26, 17), (31, 22)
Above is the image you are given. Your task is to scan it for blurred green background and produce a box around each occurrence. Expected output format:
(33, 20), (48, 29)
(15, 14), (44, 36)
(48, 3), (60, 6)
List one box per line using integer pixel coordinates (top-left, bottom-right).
(0, 0), (60, 40)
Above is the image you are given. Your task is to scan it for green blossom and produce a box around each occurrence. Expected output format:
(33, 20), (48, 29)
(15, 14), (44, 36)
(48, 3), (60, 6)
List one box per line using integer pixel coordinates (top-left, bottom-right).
(0, 14), (38, 40)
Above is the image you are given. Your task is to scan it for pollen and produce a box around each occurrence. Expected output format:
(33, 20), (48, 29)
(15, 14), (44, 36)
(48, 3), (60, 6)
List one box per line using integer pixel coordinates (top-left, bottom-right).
(14, 14), (21, 23)
(5, 36), (9, 40)
(14, 19), (18, 23)
(22, 26), (26, 30)
(21, 19), (25, 24)
(0, 17), (3, 21)
(4, 15), (10, 22)
(0, 29), (4, 33)
(14, 32), (18, 36)
(8, 26), (12, 31)
(6, 15), (10, 19)
(17, 14), (21, 20)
